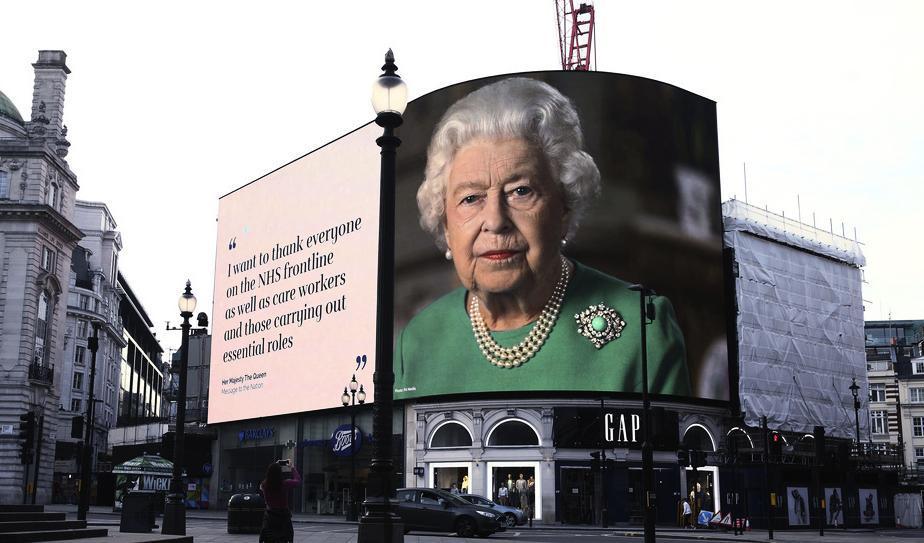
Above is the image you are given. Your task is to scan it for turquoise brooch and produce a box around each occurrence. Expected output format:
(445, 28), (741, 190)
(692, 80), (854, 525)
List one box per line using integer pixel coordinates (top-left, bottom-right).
(575, 303), (626, 349)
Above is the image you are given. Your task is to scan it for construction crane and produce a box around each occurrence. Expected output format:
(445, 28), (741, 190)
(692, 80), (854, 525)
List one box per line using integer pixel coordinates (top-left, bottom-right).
(555, 1), (596, 71)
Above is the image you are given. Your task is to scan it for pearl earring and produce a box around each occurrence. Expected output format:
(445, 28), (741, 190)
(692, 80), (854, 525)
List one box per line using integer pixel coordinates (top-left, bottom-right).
(445, 249), (452, 260)
(561, 238), (568, 247)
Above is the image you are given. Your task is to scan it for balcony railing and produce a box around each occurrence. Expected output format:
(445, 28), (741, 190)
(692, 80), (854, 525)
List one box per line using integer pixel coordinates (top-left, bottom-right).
(28, 362), (54, 386)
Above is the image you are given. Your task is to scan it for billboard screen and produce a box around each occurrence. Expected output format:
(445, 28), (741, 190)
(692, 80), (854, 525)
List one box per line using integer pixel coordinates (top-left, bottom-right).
(209, 125), (381, 424)
(393, 72), (728, 402)
(210, 71), (729, 424)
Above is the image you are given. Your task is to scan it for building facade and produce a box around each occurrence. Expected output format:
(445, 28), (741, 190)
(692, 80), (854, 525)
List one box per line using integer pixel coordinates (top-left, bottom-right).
(52, 200), (125, 503)
(0, 51), (83, 505)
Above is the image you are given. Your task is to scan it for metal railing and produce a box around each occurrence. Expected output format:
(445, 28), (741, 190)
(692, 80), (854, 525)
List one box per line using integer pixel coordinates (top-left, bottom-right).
(28, 362), (54, 385)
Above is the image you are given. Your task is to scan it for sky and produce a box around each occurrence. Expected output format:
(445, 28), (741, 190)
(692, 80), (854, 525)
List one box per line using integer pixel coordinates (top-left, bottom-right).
(1, 1), (921, 353)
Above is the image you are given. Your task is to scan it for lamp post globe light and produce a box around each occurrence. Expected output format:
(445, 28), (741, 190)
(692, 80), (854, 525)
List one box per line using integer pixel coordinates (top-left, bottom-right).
(358, 49), (406, 543)
(342, 376), (366, 521)
(163, 281), (206, 536)
(850, 378), (861, 452)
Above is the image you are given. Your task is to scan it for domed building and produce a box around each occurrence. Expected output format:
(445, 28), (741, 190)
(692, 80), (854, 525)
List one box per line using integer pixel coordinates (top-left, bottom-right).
(0, 51), (83, 505)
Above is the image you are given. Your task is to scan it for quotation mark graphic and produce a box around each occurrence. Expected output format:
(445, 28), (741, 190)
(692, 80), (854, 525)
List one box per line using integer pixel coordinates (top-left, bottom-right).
(355, 354), (367, 370)
(228, 237), (237, 250)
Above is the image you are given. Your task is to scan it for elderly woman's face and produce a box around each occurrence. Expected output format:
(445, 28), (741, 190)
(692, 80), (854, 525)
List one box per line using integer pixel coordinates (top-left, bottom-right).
(444, 137), (566, 297)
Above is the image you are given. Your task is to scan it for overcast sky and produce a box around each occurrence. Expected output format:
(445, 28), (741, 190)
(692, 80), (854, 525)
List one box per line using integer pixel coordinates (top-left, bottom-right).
(1, 1), (921, 352)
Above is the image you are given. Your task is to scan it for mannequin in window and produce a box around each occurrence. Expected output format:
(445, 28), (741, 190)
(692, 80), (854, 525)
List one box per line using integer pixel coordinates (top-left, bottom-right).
(461, 475), (469, 493)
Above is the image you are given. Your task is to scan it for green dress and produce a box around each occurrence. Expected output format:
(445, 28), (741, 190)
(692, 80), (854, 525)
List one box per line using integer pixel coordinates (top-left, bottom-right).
(394, 260), (691, 399)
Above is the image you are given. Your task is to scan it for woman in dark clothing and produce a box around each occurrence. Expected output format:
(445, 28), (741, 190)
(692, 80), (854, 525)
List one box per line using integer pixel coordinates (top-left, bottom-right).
(260, 460), (301, 543)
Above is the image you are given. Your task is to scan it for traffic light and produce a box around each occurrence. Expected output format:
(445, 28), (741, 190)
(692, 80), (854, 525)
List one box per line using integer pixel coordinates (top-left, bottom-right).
(768, 431), (783, 462)
(813, 426), (826, 466)
(19, 412), (36, 465)
(677, 448), (690, 467)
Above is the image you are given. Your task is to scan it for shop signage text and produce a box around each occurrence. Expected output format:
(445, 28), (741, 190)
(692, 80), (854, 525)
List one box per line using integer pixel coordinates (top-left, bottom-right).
(553, 407), (678, 450)
(238, 427), (275, 442)
(604, 412), (641, 444)
(330, 424), (363, 457)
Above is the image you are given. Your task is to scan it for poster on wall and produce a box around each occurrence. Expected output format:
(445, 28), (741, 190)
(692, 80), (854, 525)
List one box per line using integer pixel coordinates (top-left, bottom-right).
(392, 72), (728, 403)
(786, 486), (810, 526)
(825, 487), (844, 526)
(859, 488), (879, 525)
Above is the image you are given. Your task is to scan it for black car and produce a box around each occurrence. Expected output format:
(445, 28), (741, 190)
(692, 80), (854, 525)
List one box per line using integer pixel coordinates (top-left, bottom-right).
(394, 487), (504, 537)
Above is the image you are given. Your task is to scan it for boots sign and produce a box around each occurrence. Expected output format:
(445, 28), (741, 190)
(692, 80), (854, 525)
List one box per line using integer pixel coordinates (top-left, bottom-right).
(552, 407), (678, 450)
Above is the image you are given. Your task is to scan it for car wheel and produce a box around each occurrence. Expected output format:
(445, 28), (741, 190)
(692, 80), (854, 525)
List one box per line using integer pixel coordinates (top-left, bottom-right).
(455, 517), (476, 538)
(504, 513), (517, 528)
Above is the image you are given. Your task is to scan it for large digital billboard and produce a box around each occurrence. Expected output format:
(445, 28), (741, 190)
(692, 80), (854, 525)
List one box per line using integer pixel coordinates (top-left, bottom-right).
(392, 72), (728, 402)
(209, 125), (381, 424)
(210, 71), (729, 425)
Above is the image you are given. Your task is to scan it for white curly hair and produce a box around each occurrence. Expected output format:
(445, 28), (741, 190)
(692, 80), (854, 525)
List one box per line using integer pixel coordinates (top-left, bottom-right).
(416, 77), (602, 251)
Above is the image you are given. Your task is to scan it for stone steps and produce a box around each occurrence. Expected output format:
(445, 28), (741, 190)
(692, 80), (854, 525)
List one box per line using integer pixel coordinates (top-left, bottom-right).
(1, 528), (110, 542)
(0, 504), (107, 542)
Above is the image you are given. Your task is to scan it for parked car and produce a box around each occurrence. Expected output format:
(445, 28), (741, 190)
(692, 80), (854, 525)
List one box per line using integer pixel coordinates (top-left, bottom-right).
(394, 487), (504, 537)
(458, 494), (527, 528)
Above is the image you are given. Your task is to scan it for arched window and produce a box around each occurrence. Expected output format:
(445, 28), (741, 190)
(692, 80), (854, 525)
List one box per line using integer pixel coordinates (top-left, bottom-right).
(34, 291), (52, 366)
(682, 424), (716, 452)
(429, 421), (473, 448)
(486, 420), (539, 447)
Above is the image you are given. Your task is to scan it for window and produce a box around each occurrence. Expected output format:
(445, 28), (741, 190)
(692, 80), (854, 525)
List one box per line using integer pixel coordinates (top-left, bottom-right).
(914, 361), (924, 375)
(76, 319), (88, 338)
(110, 255), (118, 283)
(74, 346), (86, 366)
(46, 183), (57, 208)
(870, 411), (887, 435)
(0, 170), (9, 199)
(910, 388), (924, 403)
(71, 399), (81, 412)
(419, 491), (442, 505)
(33, 292), (52, 366)
(914, 417), (924, 438)
(430, 422), (473, 448)
(41, 247), (55, 272)
(79, 295), (89, 310)
(72, 372), (84, 391)
(915, 447), (924, 462)
(397, 490), (416, 503)
(869, 383), (886, 402)
(487, 420), (540, 446)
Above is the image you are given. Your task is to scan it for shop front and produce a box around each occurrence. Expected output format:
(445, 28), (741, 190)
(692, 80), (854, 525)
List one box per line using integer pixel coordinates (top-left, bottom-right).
(214, 406), (403, 514)
(405, 398), (728, 525)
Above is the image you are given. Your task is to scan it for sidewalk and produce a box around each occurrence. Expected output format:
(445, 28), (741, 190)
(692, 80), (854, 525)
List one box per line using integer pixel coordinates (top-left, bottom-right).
(45, 505), (924, 542)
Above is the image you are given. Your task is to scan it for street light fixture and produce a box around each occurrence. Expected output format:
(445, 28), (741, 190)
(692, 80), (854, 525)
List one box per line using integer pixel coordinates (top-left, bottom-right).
(163, 280), (207, 536)
(77, 321), (101, 521)
(358, 48), (407, 543)
(342, 375), (366, 521)
(849, 378), (861, 453)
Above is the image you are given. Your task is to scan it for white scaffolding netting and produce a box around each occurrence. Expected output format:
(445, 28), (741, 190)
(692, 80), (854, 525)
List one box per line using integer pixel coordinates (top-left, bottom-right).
(723, 200), (867, 439)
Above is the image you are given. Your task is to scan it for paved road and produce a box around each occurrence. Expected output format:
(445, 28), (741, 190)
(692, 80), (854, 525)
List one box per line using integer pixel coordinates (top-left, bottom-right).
(62, 507), (924, 543)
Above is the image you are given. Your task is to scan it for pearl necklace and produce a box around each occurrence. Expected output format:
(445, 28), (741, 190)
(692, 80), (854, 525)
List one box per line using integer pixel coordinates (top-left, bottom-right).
(469, 256), (571, 368)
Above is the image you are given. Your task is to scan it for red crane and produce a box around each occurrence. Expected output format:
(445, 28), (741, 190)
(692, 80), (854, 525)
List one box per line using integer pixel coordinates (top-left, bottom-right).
(556, 1), (596, 71)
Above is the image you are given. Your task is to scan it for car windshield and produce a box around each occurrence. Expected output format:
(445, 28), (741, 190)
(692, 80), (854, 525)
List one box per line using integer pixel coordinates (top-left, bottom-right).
(433, 490), (471, 506)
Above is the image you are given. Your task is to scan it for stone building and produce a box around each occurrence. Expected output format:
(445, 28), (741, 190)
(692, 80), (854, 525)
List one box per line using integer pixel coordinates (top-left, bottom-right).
(53, 201), (125, 503)
(0, 51), (82, 504)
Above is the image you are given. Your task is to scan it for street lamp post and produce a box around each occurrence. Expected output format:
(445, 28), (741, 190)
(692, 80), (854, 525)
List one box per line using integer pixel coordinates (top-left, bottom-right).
(163, 281), (197, 536)
(357, 49), (407, 543)
(342, 376), (366, 521)
(629, 284), (655, 543)
(849, 378), (861, 454)
(77, 321), (101, 521)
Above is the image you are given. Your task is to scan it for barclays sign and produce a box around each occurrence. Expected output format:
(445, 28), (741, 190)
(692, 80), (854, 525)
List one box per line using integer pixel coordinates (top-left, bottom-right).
(330, 424), (362, 457)
(238, 427), (274, 443)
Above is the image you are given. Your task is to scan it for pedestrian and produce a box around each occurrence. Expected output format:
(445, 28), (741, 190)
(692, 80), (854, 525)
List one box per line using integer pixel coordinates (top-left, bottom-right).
(682, 498), (692, 529)
(259, 458), (301, 543)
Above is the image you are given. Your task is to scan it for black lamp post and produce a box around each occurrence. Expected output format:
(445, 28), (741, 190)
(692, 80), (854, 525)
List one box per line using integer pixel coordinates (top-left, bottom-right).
(629, 284), (655, 543)
(357, 49), (407, 543)
(849, 378), (861, 454)
(163, 281), (197, 535)
(342, 376), (366, 521)
(77, 321), (101, 521)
